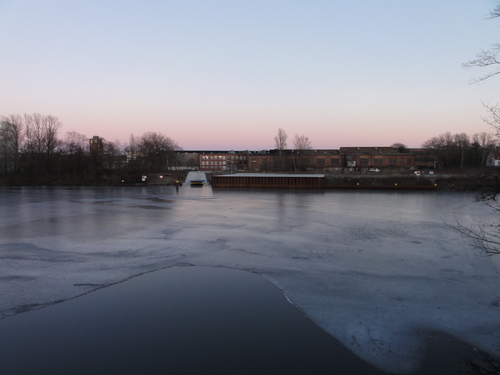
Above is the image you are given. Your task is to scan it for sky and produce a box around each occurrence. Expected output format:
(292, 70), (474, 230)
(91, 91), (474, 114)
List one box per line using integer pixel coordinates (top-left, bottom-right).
(0, 0), (499, 150)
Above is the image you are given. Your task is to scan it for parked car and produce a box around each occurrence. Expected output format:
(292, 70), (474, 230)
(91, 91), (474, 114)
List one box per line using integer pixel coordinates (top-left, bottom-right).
(368, 168), (380, 172)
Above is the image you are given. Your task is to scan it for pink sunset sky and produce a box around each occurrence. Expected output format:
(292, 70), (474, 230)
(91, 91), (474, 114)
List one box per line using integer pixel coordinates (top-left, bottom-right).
(1, 0), (499, 150)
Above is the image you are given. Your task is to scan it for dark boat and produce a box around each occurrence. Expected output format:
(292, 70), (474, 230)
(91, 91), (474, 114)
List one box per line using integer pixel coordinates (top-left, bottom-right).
(190, 180), (204, 187)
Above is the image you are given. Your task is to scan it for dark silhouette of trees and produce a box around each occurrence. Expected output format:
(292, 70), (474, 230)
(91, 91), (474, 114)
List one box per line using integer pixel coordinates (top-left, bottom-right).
(274, 129), (288, 150)
(422, 132), (496, 169)
(137, 132), (181, 172)
(23, 113), (61, 156)
(58, 131), (89, 181)
(391, 143), (407, 153)
(0, 114), (24, 173)
(20, 113), (63, 179)
(274, 129), (288, 171)
(0, 113), (182, 185)
(292, 134), (312, 171)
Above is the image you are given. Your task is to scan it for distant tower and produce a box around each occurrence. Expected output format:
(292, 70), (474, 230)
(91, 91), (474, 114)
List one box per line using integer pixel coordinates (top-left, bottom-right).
(89, 136), (103, 156)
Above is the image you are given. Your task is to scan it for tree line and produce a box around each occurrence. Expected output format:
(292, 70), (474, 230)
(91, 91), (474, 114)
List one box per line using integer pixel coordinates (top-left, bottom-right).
(422, 131), (497, 169)
(0, 113), (181, 185)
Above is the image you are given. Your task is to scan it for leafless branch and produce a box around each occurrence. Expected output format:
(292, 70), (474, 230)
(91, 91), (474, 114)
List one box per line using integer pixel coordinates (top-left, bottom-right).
(481, 102), (500, 136)
(487, 5), (500, 19)
(463, 44), (500, 83)
(450, 217), (500, 256)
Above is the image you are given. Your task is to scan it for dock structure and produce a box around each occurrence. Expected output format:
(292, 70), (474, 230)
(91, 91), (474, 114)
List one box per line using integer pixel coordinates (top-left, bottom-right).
(185, 171), (208, 186)
(211, 173), (325, 189)
(211, 173), (439, 190)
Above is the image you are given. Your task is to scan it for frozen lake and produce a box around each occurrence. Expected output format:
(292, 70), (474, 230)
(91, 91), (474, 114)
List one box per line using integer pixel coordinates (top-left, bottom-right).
(1, 185), (499, 373)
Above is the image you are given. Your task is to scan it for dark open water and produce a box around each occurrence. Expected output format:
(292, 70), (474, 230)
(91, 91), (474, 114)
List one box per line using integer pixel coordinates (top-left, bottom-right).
(0, 266), (492, 375)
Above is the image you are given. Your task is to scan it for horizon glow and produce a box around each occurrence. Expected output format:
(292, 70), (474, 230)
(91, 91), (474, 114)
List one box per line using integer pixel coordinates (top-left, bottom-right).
(0, 0), (499, 150)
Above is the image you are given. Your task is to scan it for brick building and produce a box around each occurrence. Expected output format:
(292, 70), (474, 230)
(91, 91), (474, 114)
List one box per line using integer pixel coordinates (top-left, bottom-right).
(89, 136), (104, 156)
(198, 151), (248, 171)
(193, 147), (437, 172)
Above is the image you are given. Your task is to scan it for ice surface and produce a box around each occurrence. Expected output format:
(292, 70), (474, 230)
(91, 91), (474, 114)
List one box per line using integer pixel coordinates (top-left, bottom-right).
(1, 186), (499, 373)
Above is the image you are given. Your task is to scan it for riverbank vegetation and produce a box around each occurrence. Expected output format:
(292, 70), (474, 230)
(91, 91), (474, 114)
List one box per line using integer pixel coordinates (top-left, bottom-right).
(0, 113), (182, 186)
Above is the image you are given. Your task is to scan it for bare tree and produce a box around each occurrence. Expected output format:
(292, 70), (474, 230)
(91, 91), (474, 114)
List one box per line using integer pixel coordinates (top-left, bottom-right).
(454, 132), (471, 169)
(274, 128), (288, 150)
(472, 132), (496, 166)
(273, 129), (288, 171)
(24, 113), (45, 154)
(463, 44), (500, 83)
(422, 132), (483, 168)
(473, 132), (496, 149)
(127, 133), (137, 153)
(463, 6), (500, 135)
(423, 132), (455, 167)
(292, 134), (312, 171)
(391, 143), (407, 153)
(489, 5), (500, 19)
(463, 6), (500, 83)
(61, 131), (88, 155)
(482, 102), (500, 135)
(23, 113), (62, 156)
(0, 114), (25, 173)
(293, 134), (311, 150)
(457, 5), (500, 256)
(452, 201), (500, 255)
(58, 131), (88, 178)
(42, 115), (62, 157)
(103, 139), (122, 170)
(21, 113), (62, 176)
(137, 132), (181, 172)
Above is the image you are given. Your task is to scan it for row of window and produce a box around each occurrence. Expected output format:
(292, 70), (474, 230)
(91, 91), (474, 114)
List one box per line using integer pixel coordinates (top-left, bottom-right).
(314, 158), (340, 165)
(200, 155), (247, 160)
(201, 161), (226, 166)
(203, 156), (433, 167)
(359, 158), (413, 165)
(305, 157), (415, 166)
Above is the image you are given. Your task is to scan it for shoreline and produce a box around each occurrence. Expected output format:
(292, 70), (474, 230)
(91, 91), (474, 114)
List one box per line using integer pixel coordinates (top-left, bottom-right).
(0, 171), (490, 191)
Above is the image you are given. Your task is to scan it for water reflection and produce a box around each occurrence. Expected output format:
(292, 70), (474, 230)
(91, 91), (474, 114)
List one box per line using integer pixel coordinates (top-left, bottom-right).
(0, 266), (388, 375)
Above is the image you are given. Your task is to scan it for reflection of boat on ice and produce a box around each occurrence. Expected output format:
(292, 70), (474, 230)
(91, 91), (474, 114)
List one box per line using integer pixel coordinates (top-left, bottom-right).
(190, 180), (204, 187)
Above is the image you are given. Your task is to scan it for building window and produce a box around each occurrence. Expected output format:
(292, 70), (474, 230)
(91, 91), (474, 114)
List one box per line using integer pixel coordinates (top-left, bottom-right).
(360, 158), (368, 165)
(331, 158), (339, 165)
(317, 159), (325, 165)
(389, 158), (397, 165)
(374, 158), (383, 165)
